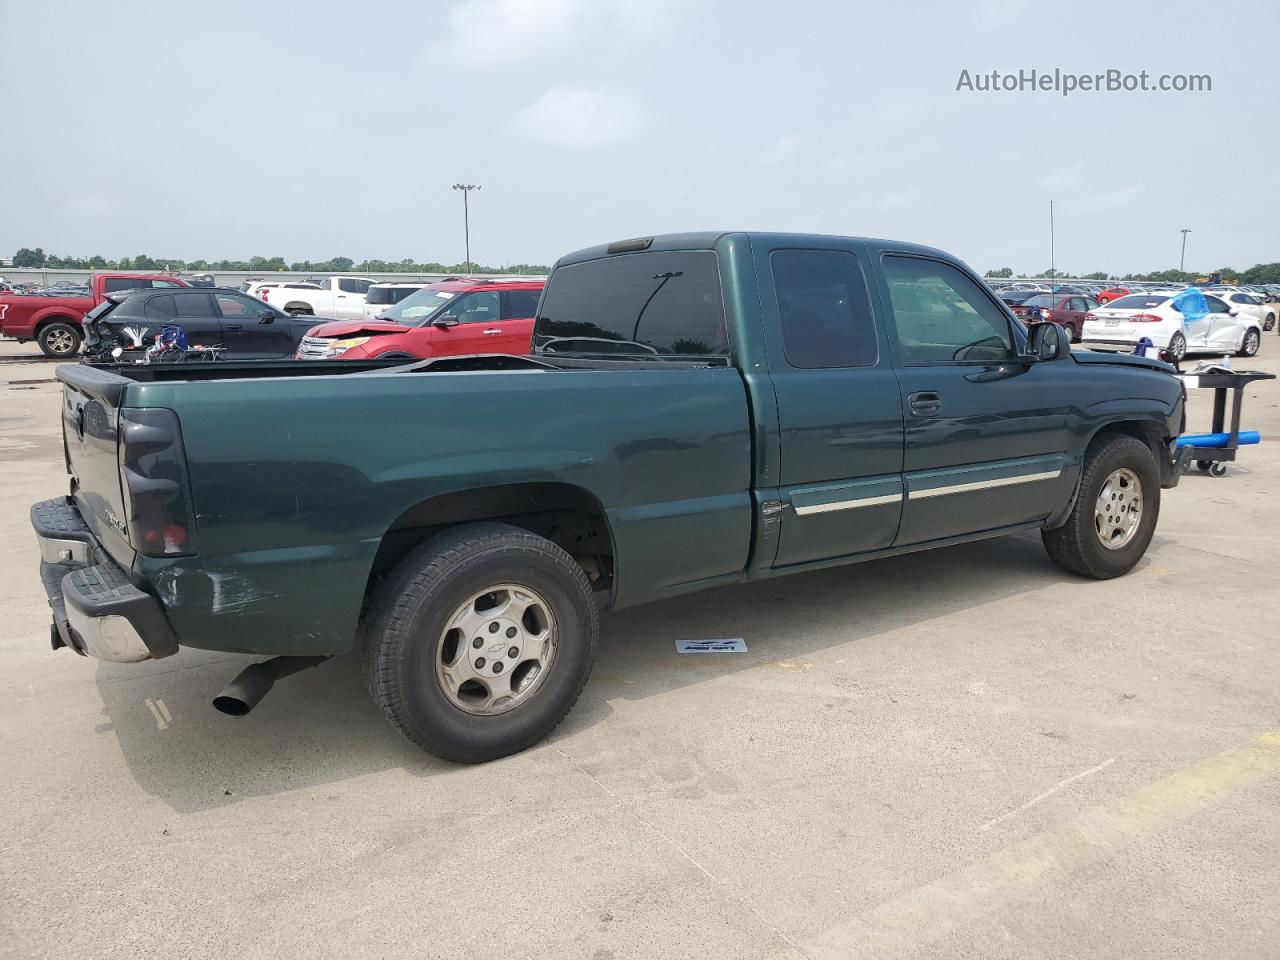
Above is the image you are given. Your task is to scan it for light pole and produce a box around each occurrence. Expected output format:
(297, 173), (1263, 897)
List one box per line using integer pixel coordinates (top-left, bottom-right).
(452, 183), (481, 272)
(1180, 228), (1191, 273)
(1049, 200), (1055, 284)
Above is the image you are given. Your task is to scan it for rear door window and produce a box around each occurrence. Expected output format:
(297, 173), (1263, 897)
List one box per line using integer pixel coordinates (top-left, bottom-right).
(534, 251), (728, 357)
(338, 278), (373, 295)
(502, 289), (541, 319)
(770, 249), (877, 368)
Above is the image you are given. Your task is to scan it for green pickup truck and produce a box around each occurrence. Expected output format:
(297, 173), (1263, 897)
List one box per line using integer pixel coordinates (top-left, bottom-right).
(32, 232), (1185, 762)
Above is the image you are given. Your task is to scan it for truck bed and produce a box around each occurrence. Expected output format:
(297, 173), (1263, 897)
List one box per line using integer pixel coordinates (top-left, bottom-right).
(57, 353), (754, 656)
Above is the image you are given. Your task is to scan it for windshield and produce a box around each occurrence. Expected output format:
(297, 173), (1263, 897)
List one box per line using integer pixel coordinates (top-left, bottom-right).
(379, 287), (460, 325)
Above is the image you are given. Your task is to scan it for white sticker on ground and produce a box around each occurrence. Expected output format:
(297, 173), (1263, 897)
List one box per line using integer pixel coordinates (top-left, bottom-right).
(676, 638), (747, 653)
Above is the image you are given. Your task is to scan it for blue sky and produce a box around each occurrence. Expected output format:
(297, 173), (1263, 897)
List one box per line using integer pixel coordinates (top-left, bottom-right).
(4, 0), (1277, 274)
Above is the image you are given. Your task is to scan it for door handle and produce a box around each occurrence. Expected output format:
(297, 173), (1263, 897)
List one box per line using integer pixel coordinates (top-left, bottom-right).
(908, 391), (941, 417)
(482, 328), (502, 335)
(224, 323), (243, 331)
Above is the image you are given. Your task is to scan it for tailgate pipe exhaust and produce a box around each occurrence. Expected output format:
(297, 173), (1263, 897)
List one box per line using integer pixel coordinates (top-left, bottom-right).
(213, 655), (331, 717)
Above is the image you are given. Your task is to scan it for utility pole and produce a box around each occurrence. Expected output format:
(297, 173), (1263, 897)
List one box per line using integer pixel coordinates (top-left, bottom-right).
(1180, 228), (1192, 273)
(452, 183), (481, 272)
(1049, 200), (1055, 283)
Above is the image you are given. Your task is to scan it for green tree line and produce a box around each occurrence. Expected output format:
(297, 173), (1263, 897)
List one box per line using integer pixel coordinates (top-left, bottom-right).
(985, 264), (1280, 284)
(10, 247), (549, 275)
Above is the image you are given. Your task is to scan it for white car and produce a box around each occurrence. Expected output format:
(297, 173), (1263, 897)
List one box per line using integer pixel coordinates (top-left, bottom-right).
(266, 275), (377, 320)
(1082, 291), (1262, 360)
(361, 282), (433, 319)
(1212, 289), (1276, 331)
(241, 280), (322, 302)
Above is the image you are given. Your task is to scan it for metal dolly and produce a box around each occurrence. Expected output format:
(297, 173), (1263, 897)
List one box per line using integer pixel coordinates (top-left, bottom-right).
(1175, 370), (1274, 477)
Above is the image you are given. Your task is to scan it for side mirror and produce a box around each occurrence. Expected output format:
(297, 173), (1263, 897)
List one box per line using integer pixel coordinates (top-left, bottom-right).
(1228, 308), (1239, 316)
(1024, 321), (1070, 362)
(259, 315), (274, 324)
(432, 315), (459, 328)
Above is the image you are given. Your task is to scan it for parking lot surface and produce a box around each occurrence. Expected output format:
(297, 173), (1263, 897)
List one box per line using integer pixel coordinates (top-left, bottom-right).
(2, 339), (1278, 959)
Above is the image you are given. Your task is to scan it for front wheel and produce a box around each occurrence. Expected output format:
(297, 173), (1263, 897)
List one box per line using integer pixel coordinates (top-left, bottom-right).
(1042, 434), (1161, 579)
(363, 522), (598, 763)
(1237, 328), (1260, 358)
(37, 322), (82, 358)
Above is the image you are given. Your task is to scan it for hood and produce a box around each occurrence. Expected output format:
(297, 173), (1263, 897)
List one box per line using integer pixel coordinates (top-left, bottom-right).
(1072, 350), (1174, 373)
(305, 319), (411, 338)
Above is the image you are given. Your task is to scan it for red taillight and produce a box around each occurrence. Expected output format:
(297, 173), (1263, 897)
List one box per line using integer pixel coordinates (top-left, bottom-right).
(1131, 313), (1162, 323)
(260, 288), (270, 301)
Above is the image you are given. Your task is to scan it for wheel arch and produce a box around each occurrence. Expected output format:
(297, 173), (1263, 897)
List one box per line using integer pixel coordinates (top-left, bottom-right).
(283, 301), (314, 314)
(364, 481), (617, 612)
(34, 312), (81, 334)
(1048, 416), (1175, 529)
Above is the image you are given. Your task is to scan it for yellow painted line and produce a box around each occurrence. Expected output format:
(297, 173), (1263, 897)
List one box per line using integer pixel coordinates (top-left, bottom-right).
(771, 734), (1280, 960)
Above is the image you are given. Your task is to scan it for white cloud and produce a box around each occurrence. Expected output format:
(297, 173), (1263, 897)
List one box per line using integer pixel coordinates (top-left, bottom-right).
(512, 87), (644, 148)
(426, 0), (584, 64)
(426, 0), (685, 65)
(1037, 165), (1083, 192)
(754, 134), (803, 167)
(976, 0), (1040, 32)
(880, 186), (924, 210)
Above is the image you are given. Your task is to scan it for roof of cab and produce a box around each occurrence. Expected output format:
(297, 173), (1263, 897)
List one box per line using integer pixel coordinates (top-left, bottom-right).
(554, 231), (955, 268)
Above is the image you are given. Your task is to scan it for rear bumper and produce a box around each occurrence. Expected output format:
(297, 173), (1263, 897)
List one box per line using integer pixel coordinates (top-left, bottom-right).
(32, 497), (177, 663)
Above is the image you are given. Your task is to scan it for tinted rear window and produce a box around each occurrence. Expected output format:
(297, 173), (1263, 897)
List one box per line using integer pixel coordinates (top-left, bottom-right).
(534, 252), (728, 357)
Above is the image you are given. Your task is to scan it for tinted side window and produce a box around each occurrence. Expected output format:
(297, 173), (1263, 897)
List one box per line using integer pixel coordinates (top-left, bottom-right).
(770, 249), (877, 368)
(534, 251), (728, 357)
(502, 289), (541, 319)
(145, 294), (176, 319)
(338, 278), (372, 294)
(882, 256), (1016, 363)
(172, 292), (216, 317)
(152, 280), (182, 288)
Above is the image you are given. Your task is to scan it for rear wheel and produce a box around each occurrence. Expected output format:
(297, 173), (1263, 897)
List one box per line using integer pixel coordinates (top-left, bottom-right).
(37, 321), (82, 358)
(363, 522), (598, 763)
(285, 304), (314, 316)
(1237, 328), (1260, 358)
(1042, 434), (1160, 579)
(1165, 332), (1186, 363)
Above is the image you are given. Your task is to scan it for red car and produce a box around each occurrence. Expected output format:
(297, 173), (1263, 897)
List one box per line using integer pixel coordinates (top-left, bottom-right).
(1096, 286), (1132, 304)
(0, 273), (188, 356)
(1008, 293), (1098, 341)
(296, 277), (544, 360)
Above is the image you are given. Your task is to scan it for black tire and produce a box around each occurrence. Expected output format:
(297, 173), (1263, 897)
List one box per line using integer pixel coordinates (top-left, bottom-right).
(1195, 459), (1213, 472)
(1237, 328), (1260, 358)
(1209, 463), (1228, 478)
(37, 321), (82, 358)
(363, 522), (598, 763)
(1042, 434), (1161, 579)
(1166, 332), (1186, 363)
(285, 304), (314, 316)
